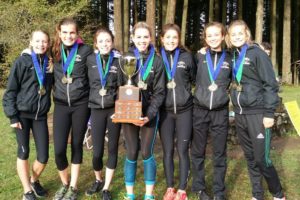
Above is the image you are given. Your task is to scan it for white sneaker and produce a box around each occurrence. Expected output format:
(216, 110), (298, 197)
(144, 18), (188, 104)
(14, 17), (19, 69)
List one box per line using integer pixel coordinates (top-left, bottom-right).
(273, 197), (286, 200)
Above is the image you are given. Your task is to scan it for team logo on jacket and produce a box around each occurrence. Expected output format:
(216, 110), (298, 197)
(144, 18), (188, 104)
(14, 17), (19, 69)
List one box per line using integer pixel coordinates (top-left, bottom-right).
(221, 61), (230, 69)
(92, 65), (97, 68)
(109, 66), (118, 73)
(177, 61), (186, 69)
(75, 55), (82, 62)
(244, 57), (251, 65)
(257, 133), (264, 139)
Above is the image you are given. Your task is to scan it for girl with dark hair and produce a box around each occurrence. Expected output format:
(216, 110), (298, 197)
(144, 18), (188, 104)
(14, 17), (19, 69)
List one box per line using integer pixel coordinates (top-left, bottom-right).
(85, 27), (122, 200)
(122, 22), (165, 200)
(3, 30), (53, 200)
(159, 23), (196, 200)
(52, 17), (92, 200)
(191, 21), (232, 200)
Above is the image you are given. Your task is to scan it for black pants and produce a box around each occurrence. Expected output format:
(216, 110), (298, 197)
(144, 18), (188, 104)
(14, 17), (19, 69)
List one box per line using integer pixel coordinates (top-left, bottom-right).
(191, 107), (228, 196)
(159, 109), (192, 190)
(235, 113), (283, 199)
(16, 117), (49, 164)
(91, 108), (121, 171)
(53, 103), (90, 170)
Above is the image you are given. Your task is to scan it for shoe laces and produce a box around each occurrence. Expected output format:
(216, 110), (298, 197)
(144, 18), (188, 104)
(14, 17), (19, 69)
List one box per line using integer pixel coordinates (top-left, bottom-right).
(175, 191), (187, 200)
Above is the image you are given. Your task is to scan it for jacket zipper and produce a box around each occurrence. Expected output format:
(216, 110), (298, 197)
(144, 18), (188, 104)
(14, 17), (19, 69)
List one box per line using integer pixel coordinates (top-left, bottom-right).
(170, 54), (177, 114)
(67, 75), (71, 107)
(101, 59), (105, 109)
(35, 56), (43, 120)
(209, 53), (218, 110)
(237, 91), (242, 114)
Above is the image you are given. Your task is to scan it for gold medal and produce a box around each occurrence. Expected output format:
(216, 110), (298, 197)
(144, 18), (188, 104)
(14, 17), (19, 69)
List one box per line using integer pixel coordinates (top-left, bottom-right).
(167, 80), (176, 89)
(99, 88), (107, 96)
(231, 82), (237, 90)
(208, 82), (218, 92)
(38, 87), (46, 95)
(236, 84), (243, 92)
(62, 76), (68, 84)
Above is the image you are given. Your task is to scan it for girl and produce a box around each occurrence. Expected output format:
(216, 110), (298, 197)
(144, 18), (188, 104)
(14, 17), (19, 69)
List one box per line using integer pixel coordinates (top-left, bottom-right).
(52, 17), (92, 200)
(159, 23), (196, 200)
(226, 20), (285, 200)
(85, 27), (122, 200)
(191, 22), (232, 200)
(123, 22), (165, 200)
(3, 30), (53, 200)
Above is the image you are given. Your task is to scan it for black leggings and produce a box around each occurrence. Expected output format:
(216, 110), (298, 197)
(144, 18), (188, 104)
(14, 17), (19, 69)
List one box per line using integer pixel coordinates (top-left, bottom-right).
(91, 108), (121, 171)
(15, 117), (49, 164)
(53, 103), (90, 170)
(123, 117), (158, 161)
(159, 109), (192, 190)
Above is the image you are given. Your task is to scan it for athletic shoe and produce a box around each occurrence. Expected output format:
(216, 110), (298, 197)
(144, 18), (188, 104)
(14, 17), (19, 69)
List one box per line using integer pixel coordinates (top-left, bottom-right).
(63, 186), (78, 200)
(251, 198), (258, 200)
(23, 191), (37, 200)
(85, 180), (104, 196)
(163, 188), (176, 200)
(196, 190), (211, 200)
(53, 184), (69, 200)
(213, 195), (225, 200)
(102, 190), (112, 200)
(124, 194), (135, 200)
(175, 191), (188, 200)
(31, 180), (47, 197)
(274, 197), (286, 200)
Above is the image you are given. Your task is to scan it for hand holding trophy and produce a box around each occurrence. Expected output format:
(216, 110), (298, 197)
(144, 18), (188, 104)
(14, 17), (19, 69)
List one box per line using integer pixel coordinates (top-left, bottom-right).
(112, 53), (142, 123)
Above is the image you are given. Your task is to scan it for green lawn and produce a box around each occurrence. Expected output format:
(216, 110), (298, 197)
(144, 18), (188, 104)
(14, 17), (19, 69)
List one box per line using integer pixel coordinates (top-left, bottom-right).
(0, 86), (300, 200)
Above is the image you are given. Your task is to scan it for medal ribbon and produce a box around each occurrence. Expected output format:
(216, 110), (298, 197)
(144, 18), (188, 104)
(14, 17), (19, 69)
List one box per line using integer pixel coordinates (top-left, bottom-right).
(31, 51), (48, 88)
(134, 44), (155, 81)
(233, 44), (248, 83)
(61, 42), (78, 76)
(206, 49), (226, 83)
(161, 47), (180, 81)
(96, 51), (114, 87)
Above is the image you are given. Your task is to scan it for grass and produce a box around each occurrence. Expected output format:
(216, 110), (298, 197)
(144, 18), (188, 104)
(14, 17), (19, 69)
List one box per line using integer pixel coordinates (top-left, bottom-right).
(0, 85), (300, 200)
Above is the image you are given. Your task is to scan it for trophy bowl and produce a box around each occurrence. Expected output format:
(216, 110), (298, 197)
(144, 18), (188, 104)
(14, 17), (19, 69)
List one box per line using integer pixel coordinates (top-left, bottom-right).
(121, 53), (137, 85)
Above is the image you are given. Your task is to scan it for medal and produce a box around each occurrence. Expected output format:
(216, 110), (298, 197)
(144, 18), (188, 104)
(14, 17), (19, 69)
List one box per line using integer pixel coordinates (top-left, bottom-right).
(138, 80), (146, 89)
(236, 84), (243, 92)
(99, 88), (107, 96)
(67, 76), (73, 84)
(38, 87), (46, 95)
(167, 80), (176, 89)
(208, 82), (218, 92)
(62, 76), (68, 84)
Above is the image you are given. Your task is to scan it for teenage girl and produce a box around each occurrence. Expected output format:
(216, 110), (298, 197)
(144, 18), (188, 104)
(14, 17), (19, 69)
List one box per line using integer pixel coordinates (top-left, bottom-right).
(52, 17), (92, 200)
(123, 22), (165, 200)
(226, 20), (285, 200)
(85, 27), (122, 200)
(3, 30), (53, 200)
(191, 22), (232, 200)
(159, 23), (196, 200)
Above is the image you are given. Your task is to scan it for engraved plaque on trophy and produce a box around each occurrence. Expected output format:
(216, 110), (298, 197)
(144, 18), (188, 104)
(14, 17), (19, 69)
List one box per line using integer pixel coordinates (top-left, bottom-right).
(112, 53), (142, 123)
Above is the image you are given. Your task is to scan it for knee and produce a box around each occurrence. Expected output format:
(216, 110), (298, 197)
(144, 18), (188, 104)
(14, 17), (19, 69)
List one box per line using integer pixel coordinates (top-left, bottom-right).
(17, 146), (30, 160)
(126, 148), (138, 161)
(37, 155), (48, 164)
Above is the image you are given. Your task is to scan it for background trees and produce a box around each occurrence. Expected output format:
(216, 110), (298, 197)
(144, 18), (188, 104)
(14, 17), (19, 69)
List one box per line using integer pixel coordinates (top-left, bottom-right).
(0, 0), (299, 87)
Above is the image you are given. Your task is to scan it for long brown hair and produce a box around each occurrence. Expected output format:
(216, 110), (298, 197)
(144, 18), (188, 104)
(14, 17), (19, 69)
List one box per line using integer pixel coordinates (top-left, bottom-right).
(160, 23), (182, 47)
(132, 21), (152, 37)
(93, 26), (114, 50)
(225, 20), (253, 48)
(52, 17), (79, 61)
(201, 22), (226, 47)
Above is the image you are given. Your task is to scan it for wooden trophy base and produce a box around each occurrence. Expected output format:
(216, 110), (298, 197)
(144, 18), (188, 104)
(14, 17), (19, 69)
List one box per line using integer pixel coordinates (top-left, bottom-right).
(112, 85), (142, 123)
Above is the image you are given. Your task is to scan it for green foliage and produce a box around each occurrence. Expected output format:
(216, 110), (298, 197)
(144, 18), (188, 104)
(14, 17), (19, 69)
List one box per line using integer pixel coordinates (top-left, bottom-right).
(0, 0), (90, 87)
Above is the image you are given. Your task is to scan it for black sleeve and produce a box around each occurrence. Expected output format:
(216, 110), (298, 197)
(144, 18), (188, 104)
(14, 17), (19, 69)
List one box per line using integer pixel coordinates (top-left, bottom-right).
(2, 58), (23, 124)
(256, 49), (279, 118)
(146, 57), (166, 121)
(188, 52), (197, 85)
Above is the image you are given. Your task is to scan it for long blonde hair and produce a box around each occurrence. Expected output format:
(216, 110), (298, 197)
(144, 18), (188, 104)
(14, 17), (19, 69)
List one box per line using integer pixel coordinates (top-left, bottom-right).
(225, 20), (253, 48)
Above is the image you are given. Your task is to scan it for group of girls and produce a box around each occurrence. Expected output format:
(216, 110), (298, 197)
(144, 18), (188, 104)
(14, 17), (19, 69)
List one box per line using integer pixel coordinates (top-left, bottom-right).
(2, 16), (285, 200)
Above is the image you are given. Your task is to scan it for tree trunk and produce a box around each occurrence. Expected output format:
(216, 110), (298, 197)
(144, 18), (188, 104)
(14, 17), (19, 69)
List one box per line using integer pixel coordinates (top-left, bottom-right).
(162, 0), (168, 25)
(255, 0), (264, 43)
(209, 0), (214, 22)
(237, 0), (243, 19)
(124, 0), (129, 52)
(181, 0), (188, 46)
(166, 0), (176, 23)
(270, 0), (277, 76)
(114, 0), (123, 52)
(214, 0), (220, 21)
(222, 0), (227, 24)
(282, 0), (292, 83)
(146, 0), (156, 46)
